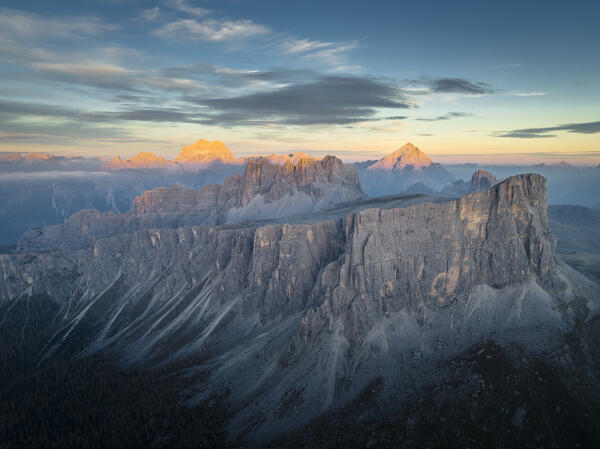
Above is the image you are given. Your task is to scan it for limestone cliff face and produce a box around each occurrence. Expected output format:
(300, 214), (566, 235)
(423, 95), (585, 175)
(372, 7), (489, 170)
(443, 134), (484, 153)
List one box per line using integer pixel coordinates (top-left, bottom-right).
(5, 175), (557, 311)
(2, 174), (588, 442)
(17, 155), (364, 252)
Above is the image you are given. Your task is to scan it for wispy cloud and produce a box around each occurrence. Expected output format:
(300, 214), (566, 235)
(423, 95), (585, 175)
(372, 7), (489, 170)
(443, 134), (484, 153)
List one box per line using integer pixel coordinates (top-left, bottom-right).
(141, 7), (161, 22)
(32, 62), (134, 77)
(496, 120), (600, 138)
(155, 18), (269, 41)
(281, 39), (334, 54)
(280, 39), (359, 70)
(164, 0), (209, 18)
(402, 77), (495, 96)
(427, 77), (495, 95)
(507, 91), (547, 97)
(140, 76), (206, 92)
(415, 112), (472, 121)
(0, 8), (114, 40)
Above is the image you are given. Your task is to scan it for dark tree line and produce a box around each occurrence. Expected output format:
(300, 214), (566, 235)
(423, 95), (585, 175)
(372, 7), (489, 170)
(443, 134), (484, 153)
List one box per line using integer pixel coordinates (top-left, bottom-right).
(0, 357), (232, 449)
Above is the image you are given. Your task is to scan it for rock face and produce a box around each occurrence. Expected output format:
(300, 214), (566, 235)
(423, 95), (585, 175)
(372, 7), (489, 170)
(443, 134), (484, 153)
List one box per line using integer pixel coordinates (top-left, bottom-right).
(470, 169), (497, 191)
(17, 154), (365, 252)
(2, 173), (593, 443)
(358, 143), (454, 196)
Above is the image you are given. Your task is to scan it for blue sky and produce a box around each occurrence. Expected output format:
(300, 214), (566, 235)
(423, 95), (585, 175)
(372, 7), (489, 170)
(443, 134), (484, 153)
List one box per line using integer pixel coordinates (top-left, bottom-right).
(0, 0), (599, 162)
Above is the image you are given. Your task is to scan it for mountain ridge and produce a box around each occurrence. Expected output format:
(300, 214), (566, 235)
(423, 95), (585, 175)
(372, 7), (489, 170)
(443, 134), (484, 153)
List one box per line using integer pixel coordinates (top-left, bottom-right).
(3, 173), (596, 443)
(17, 154), (365, 252)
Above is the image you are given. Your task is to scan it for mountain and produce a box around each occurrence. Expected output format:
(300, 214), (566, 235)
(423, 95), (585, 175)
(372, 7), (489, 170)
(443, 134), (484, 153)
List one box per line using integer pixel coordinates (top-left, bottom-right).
(3, 173), (599, 446)
(0, 152), (56, 162)
(174, 139), (239, 164)
(549, 204), (600, 283)
(17, 154), (365, 252)
(470, 169), (497, 190)
(104, 152), (171, 170)
(357, 143), (454, 196)
(104, 139), (244, 170)
(439, 169), (498, 197)
(553, 161), (572, 167)
(367, 142), (432, 171)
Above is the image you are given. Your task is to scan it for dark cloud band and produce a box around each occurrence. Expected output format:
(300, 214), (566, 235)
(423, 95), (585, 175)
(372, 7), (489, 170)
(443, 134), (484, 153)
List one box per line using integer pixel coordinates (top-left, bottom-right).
(496, 120), (600, 138)
(187, 75), (411, 126)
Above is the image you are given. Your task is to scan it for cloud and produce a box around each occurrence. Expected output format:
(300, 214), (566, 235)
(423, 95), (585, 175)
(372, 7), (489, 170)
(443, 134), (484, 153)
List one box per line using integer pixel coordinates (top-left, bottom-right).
(0, 99), (81, 119)
(428, 78), (495, 95)
(86, 108), (208, 124)
(0, 8), (113, 40)
(187, 75), (411, 125)
(16, 57), (207, 93)
(497, 131), (556, 139)
(0, 171), (112, 181)
(281, 39), (334, 54)
(155, 18), (269, 41)
(507, 91), (547, 97)
(161, 64), (317, 92)
(32, 62), (134, 77)
(416, 112), (472, 121)
(280, 39), (359, 69)
(28, 61), (140, 91)
(141, 7), (161, 22)
(496, 120), (600, 138)
(0, 99), (206, 130)
(140, 76), (206, 92)
(302, 42), (359, 68)
(0, 100), (134, 142)
(164, 0), (209, 18)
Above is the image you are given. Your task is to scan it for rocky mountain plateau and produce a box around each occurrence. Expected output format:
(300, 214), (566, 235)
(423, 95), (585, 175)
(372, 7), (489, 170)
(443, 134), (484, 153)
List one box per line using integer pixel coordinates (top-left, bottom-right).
(1, 149), (599, 447)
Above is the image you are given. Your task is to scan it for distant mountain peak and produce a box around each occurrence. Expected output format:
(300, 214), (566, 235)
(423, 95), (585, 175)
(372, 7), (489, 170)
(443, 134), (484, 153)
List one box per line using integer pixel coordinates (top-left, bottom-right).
(104, 152), (170, 169)
(175, 139), (236, 163)
(552, 160), (571, 167)
(368, 143), (432, 171)
(104, 139), (243, 170)
(0, 152), (54, 162)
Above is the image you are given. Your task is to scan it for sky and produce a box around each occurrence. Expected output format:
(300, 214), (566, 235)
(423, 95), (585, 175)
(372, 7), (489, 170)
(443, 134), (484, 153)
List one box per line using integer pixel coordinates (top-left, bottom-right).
(0, 0), (599, 163)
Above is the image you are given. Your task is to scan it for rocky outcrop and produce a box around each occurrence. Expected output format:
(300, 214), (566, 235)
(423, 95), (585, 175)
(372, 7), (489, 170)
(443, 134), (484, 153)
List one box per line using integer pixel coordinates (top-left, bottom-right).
(470, 169), (497, 191)
(439, 169), (499, 197)
(17, 155), (365, 252)
(2, 173), (588, 443)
